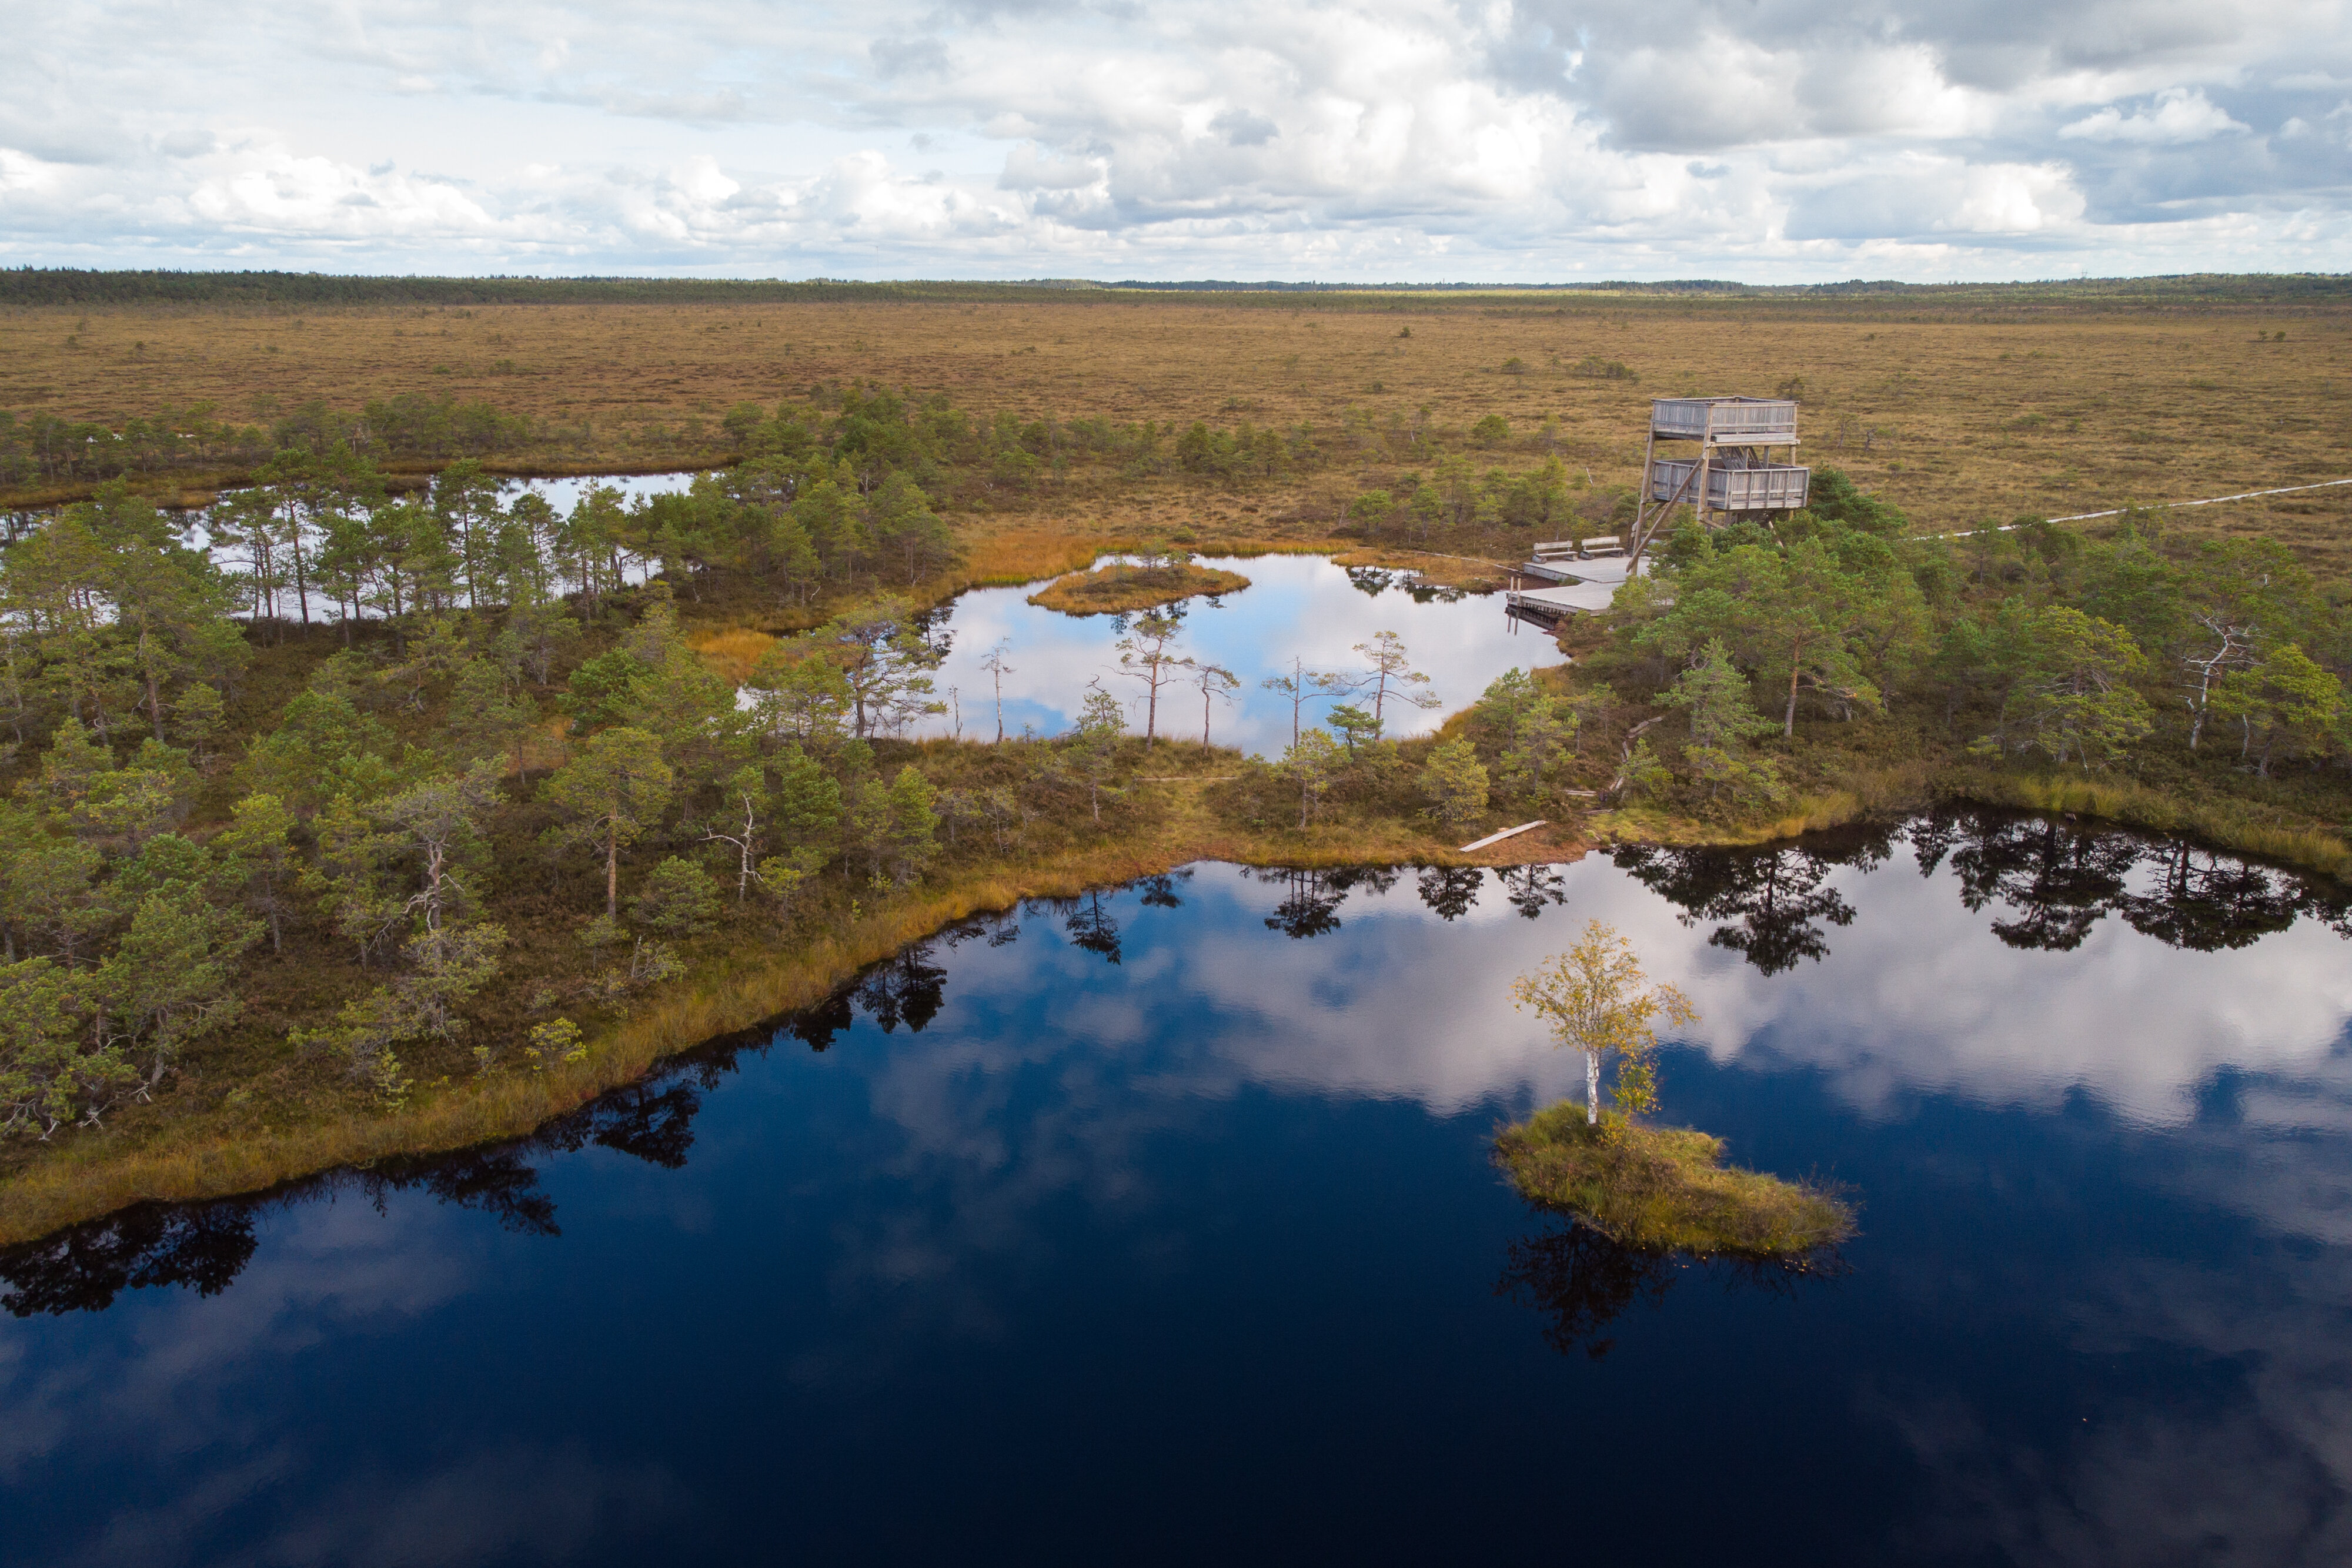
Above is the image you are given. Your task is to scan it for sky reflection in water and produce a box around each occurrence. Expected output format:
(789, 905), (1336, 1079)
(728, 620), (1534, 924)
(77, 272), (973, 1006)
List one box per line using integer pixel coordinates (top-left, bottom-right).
(6, 815), (2352, 1565)
(185, 478), (1552, 748)
(912, 553), (1557, 753)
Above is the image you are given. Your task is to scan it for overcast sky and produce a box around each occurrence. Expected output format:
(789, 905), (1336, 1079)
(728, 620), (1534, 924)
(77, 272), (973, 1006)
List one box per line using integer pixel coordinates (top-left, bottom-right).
(5, 0), (2349, 282)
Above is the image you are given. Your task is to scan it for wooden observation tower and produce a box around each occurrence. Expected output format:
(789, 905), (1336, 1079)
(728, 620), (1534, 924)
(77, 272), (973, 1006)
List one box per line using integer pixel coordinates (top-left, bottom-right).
(1626, 397), (1809, 566)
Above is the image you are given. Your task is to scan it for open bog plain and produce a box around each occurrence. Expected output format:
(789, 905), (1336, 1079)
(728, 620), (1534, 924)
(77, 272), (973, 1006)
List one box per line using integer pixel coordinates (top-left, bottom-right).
(5, 278), (2350, 566)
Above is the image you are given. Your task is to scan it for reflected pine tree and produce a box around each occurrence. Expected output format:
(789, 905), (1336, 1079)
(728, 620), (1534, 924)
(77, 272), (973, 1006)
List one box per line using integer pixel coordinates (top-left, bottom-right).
(1065, 891), (1124, 964)
(854, 943), (950, 1032)
(549, 1081), (703, 1171)
(1266, 874), (1345, 938)
(1252, 865), (1398, 939)
(2123, 840), (2304, 951)
(939, 911), (1024, 949)
(1344, 566), (1394, 597)
(1943, 814), (2143, 952)
(364, 1146), (560, 1236)
(1913, 808), (2346, 953)
(2299, 883), (2352, 941)
(786, 989), (857, 1052)
(1107, 599), (1188, 635)
(1, 1202), (259, 1316)
(1498, 864), (1573, 920)
(1416, 864), (1484, 920)
(0, 1145), (559, 1315)
(1611, 843), (1861, 975)
(1137, 872), (1187, 909)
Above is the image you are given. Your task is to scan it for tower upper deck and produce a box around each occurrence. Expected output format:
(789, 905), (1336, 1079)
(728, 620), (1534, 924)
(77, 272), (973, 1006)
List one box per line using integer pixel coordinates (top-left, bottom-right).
(1651, 396), (1799, 443)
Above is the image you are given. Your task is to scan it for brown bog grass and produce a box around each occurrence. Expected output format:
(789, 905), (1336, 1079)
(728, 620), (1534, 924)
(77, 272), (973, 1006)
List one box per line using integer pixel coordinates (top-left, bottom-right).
(687, 627), (777, 684)
(9, 289), (2351, 567)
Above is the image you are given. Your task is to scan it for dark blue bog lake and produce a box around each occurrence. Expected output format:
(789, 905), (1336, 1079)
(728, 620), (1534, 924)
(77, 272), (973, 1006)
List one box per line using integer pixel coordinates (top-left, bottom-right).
(8, 813), (2352, 1566)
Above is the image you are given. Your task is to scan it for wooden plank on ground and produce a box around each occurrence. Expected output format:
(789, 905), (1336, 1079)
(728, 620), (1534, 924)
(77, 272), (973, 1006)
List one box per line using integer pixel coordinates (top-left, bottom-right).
(1458, 820), (1549, 852)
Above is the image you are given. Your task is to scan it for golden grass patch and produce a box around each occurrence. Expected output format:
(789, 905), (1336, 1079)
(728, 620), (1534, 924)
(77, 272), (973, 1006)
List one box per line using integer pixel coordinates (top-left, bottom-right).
(689, 627), (778, 684)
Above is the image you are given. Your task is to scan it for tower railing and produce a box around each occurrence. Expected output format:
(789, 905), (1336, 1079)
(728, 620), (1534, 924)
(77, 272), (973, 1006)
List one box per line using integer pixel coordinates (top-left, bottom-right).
(1627, 396), (1810, 567)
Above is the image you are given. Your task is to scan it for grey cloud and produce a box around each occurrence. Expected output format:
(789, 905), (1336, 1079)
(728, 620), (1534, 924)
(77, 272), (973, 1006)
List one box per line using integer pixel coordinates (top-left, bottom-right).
(998, 143), (1104, 190)
(579, 85), (751, 122)
(1208, 107), (1279, 146)
(871, 36), (951, 77)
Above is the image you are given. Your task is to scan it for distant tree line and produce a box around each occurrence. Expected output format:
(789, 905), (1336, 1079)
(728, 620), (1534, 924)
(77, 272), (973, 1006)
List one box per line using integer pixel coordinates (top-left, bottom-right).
(8, 268), (2346, 308)
(0, 397), (537, 489)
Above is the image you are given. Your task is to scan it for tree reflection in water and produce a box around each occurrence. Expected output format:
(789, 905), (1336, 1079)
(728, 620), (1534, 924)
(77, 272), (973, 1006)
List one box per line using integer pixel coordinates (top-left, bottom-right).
(2124, 840), (2305, 950)
(11, 837), (2340, 1320)
(854, 946), (951, 1032)
(1612, 834), (1878, 976)
(1415, 865), (1484, 921)
(1498, 863), (1573, 920)
(0, 878), (1172, 1316)
(1, 1203), (260, 1318)
(1342, 566), (1465, 604)
(1495, 1222), (1678, 1361)
(1622, 810), (2348, 971)
(1251, 865), (1402, 940)
(1497, 1218), (1849, 1362)
(1063, 891), (1124, 964)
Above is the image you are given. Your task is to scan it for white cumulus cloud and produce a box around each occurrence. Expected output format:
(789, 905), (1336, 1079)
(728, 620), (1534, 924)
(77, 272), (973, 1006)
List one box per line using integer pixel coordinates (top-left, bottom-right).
(2062, 86), (2255, 143)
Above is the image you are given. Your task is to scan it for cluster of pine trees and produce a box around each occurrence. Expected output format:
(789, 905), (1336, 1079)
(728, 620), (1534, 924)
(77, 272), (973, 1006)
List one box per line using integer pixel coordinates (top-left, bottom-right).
(1408, 489), (2352, 826)
(0, 452), (1005, 1131)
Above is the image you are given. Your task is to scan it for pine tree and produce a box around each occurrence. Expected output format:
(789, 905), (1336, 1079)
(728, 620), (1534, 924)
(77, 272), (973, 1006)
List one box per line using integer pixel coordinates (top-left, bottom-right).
(540, 727), (674, 918)
(1421, 738), (1490, 830)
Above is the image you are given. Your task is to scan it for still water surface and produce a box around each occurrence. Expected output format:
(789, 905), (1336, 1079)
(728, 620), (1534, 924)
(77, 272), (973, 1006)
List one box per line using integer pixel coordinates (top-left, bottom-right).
(915, 553), (1554, 753)
(181, 470), (1549, 748)
(7, 813), (2352, 1565)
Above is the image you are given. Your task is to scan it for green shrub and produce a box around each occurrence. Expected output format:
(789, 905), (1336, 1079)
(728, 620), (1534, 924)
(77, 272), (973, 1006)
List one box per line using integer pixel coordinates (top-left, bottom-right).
(630, 857), (720, 937)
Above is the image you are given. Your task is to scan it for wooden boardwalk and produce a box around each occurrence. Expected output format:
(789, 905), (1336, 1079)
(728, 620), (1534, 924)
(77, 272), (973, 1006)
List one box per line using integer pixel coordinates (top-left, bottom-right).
(1457, 820), (1549, 852)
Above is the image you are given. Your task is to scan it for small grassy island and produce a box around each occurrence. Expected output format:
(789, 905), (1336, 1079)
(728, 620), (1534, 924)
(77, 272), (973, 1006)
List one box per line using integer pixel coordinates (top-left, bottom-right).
(1502, 921), (1856, 1260)
(1496, 1105), (1855, 1258)
(1027, 556), (1251, 616)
